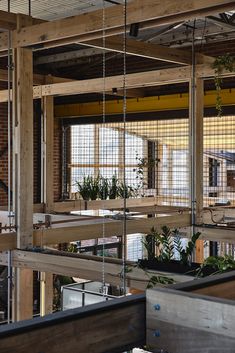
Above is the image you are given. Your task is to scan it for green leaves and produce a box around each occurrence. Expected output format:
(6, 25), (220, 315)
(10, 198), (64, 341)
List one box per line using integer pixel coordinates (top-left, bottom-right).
(75, 174), (136, 200)
(143, 226), (201, 266)
(197, 255), (235, 277)
(147, 274), (174, 289)
(213, 54), (235, 117)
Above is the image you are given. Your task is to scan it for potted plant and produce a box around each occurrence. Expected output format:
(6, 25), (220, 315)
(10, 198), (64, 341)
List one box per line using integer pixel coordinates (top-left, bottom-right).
(138, 226), (202, 276)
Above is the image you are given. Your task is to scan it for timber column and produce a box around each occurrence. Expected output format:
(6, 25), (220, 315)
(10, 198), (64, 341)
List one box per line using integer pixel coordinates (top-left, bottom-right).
(40, 80), (54, 316)
(12, 47), (34, 321)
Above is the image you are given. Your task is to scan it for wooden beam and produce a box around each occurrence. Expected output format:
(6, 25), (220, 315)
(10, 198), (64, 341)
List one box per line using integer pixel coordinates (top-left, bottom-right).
(0, 232), (17, 251)
(0, 68), (72, 85)
(0, 65), (194, 103)
(107, 88), (146, 98)
(2, 63), (235, 104)
(0, 10), (17, 30)
(54, 196), (156, 212)
(181, 225), (235, 243)
(2, 222), (235, 252)
(0, 250), (191, 290)
(147, 287), (235, 352)
(34, 47), (104, 65)
(0, 10), (44, 31)
(32, 214), (191, 247)
(12, 46), (34, 322)
(12, 268), (33, 322)
(0, 0), (234, 51)
(13, 47), (34, 249)
(84, 35), (213, 65)
(0, 294), (145, 353)
(41, 92), (54, 213)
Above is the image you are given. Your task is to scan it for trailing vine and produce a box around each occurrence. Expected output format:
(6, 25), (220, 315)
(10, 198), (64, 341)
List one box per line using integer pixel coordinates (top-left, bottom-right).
(213, 54), (235, 117)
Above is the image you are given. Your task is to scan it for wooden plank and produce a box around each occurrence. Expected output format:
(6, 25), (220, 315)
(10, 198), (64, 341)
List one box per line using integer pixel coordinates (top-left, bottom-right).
(0, 232), (17, 251)
(13, 48), (34, 249)
(53, 196), (156, 212)
(147, 319), (235, 353)
(12, 268), (33, 322)
(12, 45), (34, 322)
(192, 281), (235, 300)
(2, 63), (235, 103)
(32, 214), (191, 246)
(0, 250), (192, 291)
(147, 287), (235, 339)
(0, 68), (72, 85)
(85, 35), (213, 65)
(195, 239), (204, 263)
(41, 93), (54, 213)
(0, 10), (44, 31)
(85, 35), (193, 65)
(171, 270), (235, 300)
(0, 10), (17, 30)
(0, 294), (146, 353)
(0, 0), (234, 51)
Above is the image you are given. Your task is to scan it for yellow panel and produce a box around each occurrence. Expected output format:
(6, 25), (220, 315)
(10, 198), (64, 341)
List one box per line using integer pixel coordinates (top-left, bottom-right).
(55, 89), (235, 118)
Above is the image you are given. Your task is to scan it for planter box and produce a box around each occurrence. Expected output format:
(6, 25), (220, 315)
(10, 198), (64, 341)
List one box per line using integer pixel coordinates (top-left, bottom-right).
(138, 259), (216, 277)
(147, 270), (235, 353)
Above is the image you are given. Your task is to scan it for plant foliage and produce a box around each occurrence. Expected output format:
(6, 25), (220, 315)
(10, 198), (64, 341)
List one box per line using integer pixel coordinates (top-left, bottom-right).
(213, 54), (235, 117)
(75, 174), (136, 200)
(143, 226), (200, 265)
(197, 255), (235, 277)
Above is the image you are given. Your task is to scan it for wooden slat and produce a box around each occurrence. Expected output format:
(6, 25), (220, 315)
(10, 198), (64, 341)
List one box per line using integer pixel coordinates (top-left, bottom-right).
(0, 294), (146, 353)
(0, 10), (17, 30)
(85, 35), (213, 65)
(192, 281), (235, 300)
(85, 36), (192, 65)
(0, 68), (72, 85)
(0, 0), (234, 51)
(0, 250), (192, 290)
(53, 196), (156, 212)
(12, 268), (33, 322)
(0, 10), (44, 31)
(2, 63), (235, 103)
(32, 214), (191, 246)
(13, 47), (34, 249)
(147, 319), (235, 353)
(0, 232), (17, 251)
(41, 92), (54, 213)
(146, 287), (235, 352)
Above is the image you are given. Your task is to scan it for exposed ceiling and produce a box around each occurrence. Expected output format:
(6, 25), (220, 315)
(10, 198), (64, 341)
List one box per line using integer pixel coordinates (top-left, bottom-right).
(0, 2), (235, 104)
(0, 0), (116, 20)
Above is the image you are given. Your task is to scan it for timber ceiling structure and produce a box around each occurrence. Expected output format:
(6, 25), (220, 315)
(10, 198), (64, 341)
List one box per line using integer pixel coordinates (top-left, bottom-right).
(0, 1), (235, 102)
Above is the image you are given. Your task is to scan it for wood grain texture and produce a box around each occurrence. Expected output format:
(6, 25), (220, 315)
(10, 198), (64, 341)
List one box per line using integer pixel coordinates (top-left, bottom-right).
(147, 320), (235, 353)
(0, 295), (145, 353)
(146, 287), (235, 352)
(0, 0), (234, 50)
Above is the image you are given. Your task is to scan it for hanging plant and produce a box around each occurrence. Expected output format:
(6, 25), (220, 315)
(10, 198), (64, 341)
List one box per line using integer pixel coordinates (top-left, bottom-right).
(212, 54), (235, 117)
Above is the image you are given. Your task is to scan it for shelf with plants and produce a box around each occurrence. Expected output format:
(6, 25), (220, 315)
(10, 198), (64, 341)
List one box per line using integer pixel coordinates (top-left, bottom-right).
(138, 226), (235, 285)
(75, 174), (137, 201)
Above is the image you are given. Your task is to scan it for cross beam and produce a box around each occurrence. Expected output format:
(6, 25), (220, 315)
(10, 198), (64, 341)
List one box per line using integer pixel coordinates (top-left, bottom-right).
(0, 0), (234, 51)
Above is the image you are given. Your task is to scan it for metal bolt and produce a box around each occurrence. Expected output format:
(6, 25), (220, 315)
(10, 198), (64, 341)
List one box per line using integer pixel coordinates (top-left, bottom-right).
(153, 330), (161, 337)
(154, 304), (161, 310)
